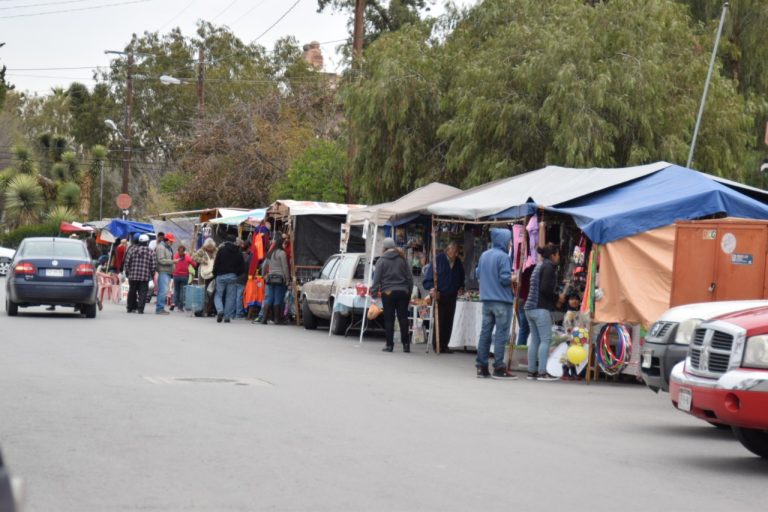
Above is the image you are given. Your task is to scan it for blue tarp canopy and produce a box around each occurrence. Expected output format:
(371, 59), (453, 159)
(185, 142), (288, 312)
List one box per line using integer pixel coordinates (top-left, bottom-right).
(547, 165), (768, 243)
(105, 219), (154, 239)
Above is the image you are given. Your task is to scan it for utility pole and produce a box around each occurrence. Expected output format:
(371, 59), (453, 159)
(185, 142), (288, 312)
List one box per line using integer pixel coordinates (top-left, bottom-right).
(197, 46), (205, 115)
(123, 52), (133, 195)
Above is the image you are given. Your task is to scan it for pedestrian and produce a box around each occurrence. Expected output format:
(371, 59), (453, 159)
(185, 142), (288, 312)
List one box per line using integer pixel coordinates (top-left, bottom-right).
(154, 232), (174, 315)
(234, 239), (250, 319)
(524, 243), (564, 381)
(475, 228), (517, 379)
(423, 241), (465, 354)
(113, 238), (128, 273)
(212, 234), (245, 323)
(85, 235), (104, 311)
(193, 237), (218, 317)
(258, 233), (290, 325)
(371, 237), (413, 353)
(172, 244), (195, 312)
(123, 234), (156, 314)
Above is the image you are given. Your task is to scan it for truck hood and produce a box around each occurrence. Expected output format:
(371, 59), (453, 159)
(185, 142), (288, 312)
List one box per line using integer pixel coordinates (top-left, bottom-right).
(707, 305), (768, 334)
(658, 300), (768, 323)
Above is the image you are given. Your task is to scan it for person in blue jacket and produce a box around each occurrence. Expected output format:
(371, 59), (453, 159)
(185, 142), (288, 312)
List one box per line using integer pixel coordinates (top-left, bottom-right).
(423, 242), (465, 354)
(474, 228), (517, 379)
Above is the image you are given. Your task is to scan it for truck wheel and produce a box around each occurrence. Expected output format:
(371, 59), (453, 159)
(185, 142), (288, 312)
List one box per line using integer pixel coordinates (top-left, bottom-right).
(302, 299), (317, 330)
(733, 427), (768, 458)
(331, 312), (350, 336)
(5, 297), (18, 317)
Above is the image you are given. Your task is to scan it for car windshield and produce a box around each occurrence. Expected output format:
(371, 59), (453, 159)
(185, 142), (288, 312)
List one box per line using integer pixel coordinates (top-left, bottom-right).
(20, 241), (87, 259)
(320, 257), (339, 280)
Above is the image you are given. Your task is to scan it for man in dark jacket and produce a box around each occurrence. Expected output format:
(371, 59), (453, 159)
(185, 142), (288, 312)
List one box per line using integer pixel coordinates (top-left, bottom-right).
(423, 242), (465, 354)
(212, 235), (246, 323)
(371, 238), (414, 353)
(123, 234), (156, 314)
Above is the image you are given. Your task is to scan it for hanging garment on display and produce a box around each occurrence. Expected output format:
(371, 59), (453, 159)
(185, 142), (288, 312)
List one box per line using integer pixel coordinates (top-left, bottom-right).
(512, 224), (525, 271)
(526, 214), (539, 267)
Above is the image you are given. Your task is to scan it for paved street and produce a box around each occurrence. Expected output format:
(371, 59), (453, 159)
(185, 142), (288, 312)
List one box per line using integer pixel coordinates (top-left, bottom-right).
(0, 287), (767, 512)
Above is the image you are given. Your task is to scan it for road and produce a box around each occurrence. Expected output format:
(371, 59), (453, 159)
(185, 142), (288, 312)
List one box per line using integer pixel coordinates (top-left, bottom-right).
(0, 285), (766, 512)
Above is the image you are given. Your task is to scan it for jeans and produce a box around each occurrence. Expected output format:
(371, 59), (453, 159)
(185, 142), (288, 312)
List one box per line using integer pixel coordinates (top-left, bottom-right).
(263, 283), (287, 307)
(173, 276), (188, 310)
(235, 283), (245, 318)
(214, 273), (238, 320)
(516, 306), (530, 346)
(156, 272), (172, 312)
(476, 301), (513, 370)
(526, 308), (553, 374)
(381, 290), (410, 346)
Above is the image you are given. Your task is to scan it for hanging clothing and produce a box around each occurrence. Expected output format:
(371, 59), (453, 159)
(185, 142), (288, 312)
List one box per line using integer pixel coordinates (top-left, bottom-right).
(526, 214), (539, 267)
(512, 224), (525, 271)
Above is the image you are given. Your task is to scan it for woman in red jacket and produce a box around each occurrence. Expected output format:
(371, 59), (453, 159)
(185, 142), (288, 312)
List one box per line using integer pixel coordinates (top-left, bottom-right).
(172, 245), (195, 311)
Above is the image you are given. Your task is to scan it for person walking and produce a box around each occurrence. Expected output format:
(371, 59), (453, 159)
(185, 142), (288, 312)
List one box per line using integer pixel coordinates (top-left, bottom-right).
(193, 237), (218, 317)
(113, 238), (127, 273)
(123, 234), (156, 314)
(212, 235), (245, 323)
(371, 238), (414, 353)
(475, 228), (517, 379)
(258, 234), (290, 325)
(234, 239), (250, 319)
(524, 243), (563, 381)
(423, 242), (465, 354)
(172, 245), (195, 312)
(154, 232), (174, 315)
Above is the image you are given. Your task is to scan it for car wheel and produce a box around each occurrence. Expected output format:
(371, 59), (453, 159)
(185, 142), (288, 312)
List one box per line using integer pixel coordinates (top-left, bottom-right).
(0, 258), (10, 276)
(5, 297), (18, 317)
(331, 311), (350, 336)
(302, 298), (318, 330)
(733, 427), (768, 458)
(82, 303), (97, 319)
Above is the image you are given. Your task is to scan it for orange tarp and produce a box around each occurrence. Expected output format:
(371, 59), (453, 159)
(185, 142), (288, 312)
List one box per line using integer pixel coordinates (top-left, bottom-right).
(594, 225), (675, 328)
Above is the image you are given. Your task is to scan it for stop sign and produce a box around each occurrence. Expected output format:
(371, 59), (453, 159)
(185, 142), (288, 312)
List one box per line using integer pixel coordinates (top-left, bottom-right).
(116, 194), (132, 210)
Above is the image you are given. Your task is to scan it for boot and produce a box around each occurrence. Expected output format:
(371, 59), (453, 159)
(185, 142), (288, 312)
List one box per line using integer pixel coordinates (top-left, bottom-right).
(259, 306), (271, 325)
(382, 344), (394, 352)
(403, 343), (411, 353)
(273, 305), (284, 325)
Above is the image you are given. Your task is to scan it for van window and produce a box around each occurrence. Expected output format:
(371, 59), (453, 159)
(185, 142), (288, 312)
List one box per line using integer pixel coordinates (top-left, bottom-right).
(336, 256), (357, 279)
(354, 258), (366, 280)
(21, 240), (87, 259)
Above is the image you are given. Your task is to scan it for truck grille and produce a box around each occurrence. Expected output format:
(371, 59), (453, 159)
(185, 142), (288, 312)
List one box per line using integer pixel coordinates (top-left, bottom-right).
(651, 321), (673, 338)
(688, 328), (734, 377)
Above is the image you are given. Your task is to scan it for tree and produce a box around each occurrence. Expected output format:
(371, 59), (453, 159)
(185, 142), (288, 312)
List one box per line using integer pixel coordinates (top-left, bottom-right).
(67, 82), (115, 150)
(317, 0), (433, 46)
(4, 174), (44, 227)
(274, 140), (348, 202)
(81, 145), (108, 218)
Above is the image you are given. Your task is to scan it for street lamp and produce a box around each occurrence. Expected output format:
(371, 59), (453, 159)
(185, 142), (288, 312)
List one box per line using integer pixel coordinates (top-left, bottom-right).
(159, 74), (182, 85)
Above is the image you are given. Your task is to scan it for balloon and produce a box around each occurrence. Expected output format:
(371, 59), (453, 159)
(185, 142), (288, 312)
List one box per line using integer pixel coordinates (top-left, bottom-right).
(567, 344), (587, 365)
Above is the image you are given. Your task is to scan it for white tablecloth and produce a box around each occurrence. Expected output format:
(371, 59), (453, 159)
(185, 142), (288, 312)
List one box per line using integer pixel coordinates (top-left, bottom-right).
(448, 300), (516, 349)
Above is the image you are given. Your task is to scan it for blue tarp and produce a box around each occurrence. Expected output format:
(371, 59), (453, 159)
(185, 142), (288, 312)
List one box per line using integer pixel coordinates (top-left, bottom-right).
(547, 166), (768, 243)
(106, 219), (154, 239)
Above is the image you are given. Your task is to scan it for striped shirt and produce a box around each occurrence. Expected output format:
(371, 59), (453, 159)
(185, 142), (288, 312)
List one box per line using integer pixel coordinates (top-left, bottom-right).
(124, 246), (157, 282)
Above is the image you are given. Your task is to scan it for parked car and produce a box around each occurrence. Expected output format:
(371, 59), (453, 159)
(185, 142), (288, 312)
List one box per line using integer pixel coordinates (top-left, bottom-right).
(670, 306), (768, 458)
(301, 252), (366, 334)
(5, 237), (98, 318)
(642, 300), (768, 392)
(0, 246), (15, 277)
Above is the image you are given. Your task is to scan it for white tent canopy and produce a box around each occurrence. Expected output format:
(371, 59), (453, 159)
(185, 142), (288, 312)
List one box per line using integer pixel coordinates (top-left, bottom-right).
(427, 162), (671, 220)
(348, 182), (462, 226)
(268, 200), (365, 217)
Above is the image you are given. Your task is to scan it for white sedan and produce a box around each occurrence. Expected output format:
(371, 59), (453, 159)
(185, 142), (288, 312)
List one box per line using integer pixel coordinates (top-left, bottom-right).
(0, 246), (15, 276)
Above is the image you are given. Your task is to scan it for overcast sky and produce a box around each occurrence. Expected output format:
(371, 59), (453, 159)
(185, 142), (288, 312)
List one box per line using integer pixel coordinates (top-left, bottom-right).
(1, 0), (477, 95)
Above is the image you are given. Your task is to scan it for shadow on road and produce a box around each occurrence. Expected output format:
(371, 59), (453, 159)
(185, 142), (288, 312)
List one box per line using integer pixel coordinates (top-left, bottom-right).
(640, 423), (736, 441)
(676, 454), (768, 476)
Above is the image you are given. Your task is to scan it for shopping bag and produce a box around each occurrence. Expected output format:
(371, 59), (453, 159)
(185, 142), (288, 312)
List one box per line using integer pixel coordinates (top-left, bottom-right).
(367, 303), (383, 321)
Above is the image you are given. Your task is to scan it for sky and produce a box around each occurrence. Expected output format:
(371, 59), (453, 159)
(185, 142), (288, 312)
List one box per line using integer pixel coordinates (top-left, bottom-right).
(0, 0), (478, 95)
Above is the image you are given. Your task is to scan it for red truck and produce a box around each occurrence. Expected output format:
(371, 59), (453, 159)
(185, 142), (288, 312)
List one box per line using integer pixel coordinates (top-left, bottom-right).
(670, 306), (768, 458)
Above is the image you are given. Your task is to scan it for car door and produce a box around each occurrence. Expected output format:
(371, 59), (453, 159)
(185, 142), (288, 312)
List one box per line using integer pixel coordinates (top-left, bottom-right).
(307, 256), (340, 317)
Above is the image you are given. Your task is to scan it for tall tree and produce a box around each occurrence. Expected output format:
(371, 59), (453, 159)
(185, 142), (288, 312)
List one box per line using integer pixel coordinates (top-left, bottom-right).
(317, 0), (433, 46)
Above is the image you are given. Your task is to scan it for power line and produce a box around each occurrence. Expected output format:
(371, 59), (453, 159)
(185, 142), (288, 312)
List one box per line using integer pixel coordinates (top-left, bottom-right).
(253, 0), (301, 41)
(227, 0), (268, 27)
(0, 0), (98, 11)
(157, 0), (195, 31)
(0, 0), (152, 18)
(211, 0), (237, 22)
(7, 66), (104, 71)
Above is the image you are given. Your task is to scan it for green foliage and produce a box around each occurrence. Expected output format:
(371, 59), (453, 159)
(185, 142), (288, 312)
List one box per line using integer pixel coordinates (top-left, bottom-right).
(45, 205), (77, 225)
(5, 174), (44, 226)
(317, 0), (431, 46)
(12, 145), (35, 175)
(57, 182), (81, 209)
(0, 167), (17, 192)
(61, 151), (79, 182)
(274, 140), (348, 202)
(51, 162), (68, 182)
(159, 170), (187, 195)
(0, 221), (58, 249)
(67, 82), (114, 149)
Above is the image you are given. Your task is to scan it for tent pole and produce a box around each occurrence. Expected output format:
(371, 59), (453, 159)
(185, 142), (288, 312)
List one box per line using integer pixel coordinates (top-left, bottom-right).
(585, 244), (600, 384)
(431, 217), (441, 354)
(359, 223), (377, 344)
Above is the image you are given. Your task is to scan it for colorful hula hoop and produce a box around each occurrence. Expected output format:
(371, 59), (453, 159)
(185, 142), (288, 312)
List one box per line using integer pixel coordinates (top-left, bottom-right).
(596, 323), (632, 376)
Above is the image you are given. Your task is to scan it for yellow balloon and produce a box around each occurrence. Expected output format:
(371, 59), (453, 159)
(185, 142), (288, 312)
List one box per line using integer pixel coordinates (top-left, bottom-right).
(567, 344), (587, 365)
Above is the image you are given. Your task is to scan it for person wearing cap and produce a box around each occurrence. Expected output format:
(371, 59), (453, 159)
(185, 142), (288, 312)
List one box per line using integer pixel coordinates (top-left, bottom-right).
(123, 234), (156, 314)
(213, 234), (246, 323)
(154, 232), (175, 315)
(371, 238), (414, 353)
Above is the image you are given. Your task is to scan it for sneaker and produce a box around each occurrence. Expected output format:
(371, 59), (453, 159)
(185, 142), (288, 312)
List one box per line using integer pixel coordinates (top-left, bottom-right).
(476, 367), (491, 379)
(526, 372), (538, 380)
(492, 369), (519, 380)
(537, 372), (559, 381)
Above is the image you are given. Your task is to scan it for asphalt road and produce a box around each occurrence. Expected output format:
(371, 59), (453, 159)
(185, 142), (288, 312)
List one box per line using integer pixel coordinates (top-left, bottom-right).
(0, 285), (767, 512)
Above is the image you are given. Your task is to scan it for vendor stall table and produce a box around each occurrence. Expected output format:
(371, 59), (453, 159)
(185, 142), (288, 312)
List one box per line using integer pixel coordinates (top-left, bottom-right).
(448, 299), (516, 349)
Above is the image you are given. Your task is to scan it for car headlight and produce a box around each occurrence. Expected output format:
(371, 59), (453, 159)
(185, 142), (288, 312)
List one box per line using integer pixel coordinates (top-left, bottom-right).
(674, 318), (703, 345)
(743, 335), (768, 369)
